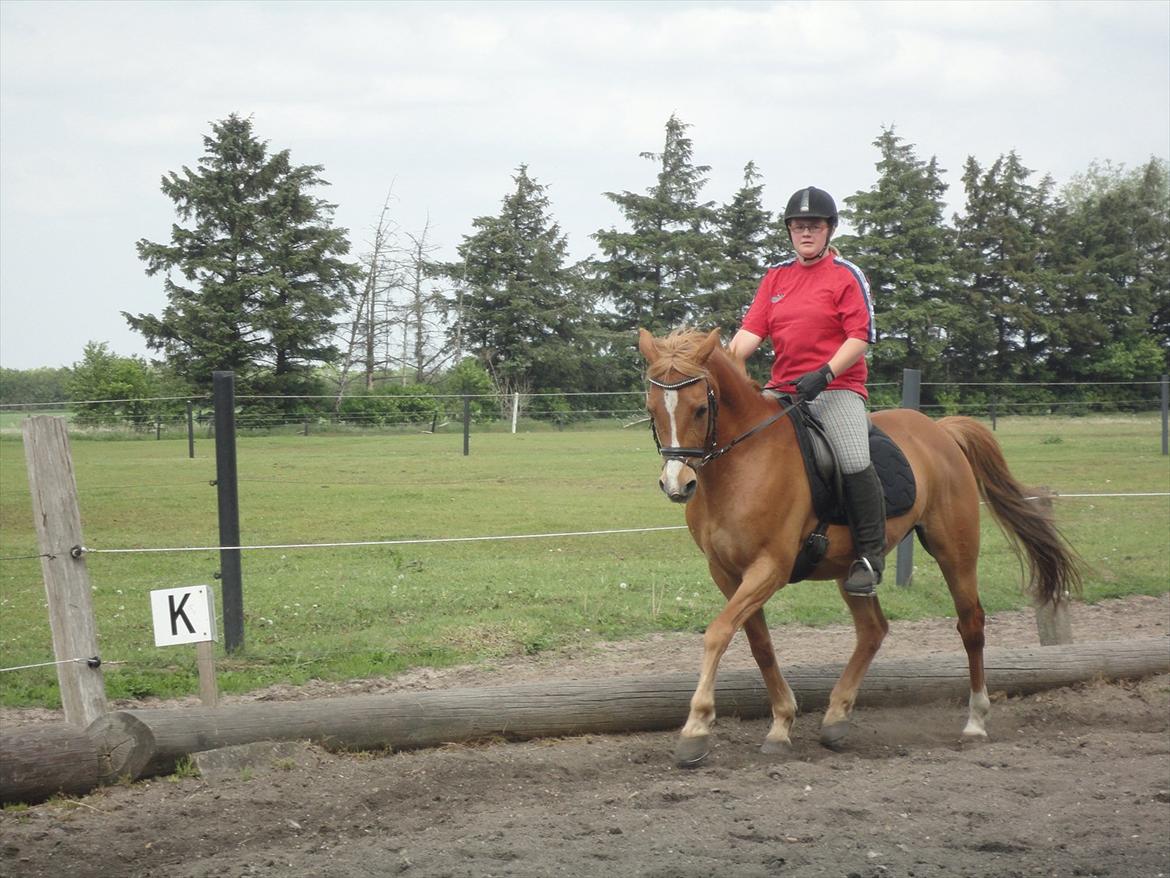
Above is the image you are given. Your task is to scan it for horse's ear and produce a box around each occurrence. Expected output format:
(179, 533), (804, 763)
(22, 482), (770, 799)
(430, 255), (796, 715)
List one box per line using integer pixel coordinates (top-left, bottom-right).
(698, 329), (722, 361)
(637, 328), (658, 363)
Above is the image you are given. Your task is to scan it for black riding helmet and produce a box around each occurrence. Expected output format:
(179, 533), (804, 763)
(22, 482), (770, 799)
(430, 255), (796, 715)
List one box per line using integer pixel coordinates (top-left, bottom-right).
(783, 186), (838, 229)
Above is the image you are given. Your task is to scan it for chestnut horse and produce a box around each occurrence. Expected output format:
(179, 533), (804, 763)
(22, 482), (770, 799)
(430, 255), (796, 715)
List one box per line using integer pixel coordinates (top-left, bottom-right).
(638, 328), (1082, 767)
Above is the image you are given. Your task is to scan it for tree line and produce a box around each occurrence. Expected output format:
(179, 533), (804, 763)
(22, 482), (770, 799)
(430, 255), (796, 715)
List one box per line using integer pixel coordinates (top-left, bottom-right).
(2, 113), (1166, 422)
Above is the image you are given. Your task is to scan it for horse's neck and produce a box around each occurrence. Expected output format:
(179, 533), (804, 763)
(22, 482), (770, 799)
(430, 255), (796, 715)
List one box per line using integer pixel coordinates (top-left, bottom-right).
(709, 348), (778, 429)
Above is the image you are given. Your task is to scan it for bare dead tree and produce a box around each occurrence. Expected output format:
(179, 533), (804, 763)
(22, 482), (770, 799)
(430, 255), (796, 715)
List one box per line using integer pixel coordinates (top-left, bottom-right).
(335, 190), (401, 411)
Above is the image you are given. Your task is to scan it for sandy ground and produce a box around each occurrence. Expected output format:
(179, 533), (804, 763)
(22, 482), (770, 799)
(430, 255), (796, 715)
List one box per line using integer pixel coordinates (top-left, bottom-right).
(2, 593), (1168, 878)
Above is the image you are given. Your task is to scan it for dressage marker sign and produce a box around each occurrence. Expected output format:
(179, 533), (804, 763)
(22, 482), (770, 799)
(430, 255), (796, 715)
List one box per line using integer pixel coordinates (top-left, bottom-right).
(150, 585), (219, 706)
(150, 586), (217, 647)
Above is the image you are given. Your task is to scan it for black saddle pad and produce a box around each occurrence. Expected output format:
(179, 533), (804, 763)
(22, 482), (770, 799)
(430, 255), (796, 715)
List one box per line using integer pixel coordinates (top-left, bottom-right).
(784, 398), (917, 524)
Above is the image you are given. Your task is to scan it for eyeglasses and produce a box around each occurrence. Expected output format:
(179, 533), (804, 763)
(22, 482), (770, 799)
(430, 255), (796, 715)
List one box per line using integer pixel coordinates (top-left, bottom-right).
(789, 221), (828, 234)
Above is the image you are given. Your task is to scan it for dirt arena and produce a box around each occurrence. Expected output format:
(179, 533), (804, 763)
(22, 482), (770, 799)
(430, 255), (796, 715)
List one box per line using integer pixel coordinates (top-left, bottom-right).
(2, 594), (1168, 878)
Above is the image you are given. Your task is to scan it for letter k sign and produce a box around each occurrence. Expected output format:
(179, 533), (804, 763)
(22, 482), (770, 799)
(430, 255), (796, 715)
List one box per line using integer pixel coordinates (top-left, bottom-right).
(169, 593), (196, 636)
(151, 586), (217, 647)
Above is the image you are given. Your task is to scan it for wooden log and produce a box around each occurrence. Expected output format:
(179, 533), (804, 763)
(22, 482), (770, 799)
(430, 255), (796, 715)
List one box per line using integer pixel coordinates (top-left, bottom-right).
(85, 638), (1169, 784)
(0, 722), (103, 805)
(2, 638), (1166, 804)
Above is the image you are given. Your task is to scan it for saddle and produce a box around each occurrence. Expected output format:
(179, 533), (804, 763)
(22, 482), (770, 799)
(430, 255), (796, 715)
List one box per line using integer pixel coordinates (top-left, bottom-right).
(766, 393), (917, 583)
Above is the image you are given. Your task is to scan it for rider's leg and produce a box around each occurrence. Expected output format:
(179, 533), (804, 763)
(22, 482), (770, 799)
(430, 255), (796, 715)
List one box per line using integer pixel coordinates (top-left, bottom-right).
(808, 391), (886, 596)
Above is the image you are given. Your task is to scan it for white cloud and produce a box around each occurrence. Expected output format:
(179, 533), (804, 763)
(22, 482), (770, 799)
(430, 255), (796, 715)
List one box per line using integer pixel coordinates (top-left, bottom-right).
(1, 0), (1167, 368)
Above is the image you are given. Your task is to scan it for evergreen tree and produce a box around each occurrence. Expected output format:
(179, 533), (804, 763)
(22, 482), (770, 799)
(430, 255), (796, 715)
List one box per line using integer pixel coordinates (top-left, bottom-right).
(707, 161), (775, 334)
(837, 128), (958, 385)
(1049, 158), (1170, 381)
(126, 115), (359, 405)
(593, 114), (717, 334)
(952, 152), (1058, 381)
(449, 165), (592, 397)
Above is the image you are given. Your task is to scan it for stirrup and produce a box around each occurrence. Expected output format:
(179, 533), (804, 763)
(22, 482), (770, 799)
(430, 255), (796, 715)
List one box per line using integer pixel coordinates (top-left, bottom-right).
(844, 558), (881, 597)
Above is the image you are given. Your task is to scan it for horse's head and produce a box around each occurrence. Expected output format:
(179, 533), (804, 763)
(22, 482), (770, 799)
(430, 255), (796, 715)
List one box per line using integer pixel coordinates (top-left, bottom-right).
(638, 328), (723, 503)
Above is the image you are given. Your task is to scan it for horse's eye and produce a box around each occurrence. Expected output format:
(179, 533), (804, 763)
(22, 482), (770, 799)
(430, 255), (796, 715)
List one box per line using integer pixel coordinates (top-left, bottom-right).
(695, 405), (708, 419)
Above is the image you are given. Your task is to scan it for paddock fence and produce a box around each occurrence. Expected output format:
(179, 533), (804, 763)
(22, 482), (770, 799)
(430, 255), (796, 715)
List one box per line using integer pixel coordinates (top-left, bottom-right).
(1, 375), (1168, 441)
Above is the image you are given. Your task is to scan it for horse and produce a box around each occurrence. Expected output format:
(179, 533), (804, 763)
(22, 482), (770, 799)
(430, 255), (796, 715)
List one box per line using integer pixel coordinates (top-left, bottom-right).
(638, 327), (1083, 767)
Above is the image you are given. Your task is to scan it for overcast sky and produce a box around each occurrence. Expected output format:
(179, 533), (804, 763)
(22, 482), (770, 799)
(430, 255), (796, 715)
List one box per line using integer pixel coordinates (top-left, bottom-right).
(1, 0), (1167, 370)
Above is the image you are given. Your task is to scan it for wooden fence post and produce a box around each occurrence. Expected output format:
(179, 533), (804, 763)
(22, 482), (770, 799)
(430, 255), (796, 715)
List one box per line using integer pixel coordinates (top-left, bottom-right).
(21, 416), (107, 727)
(1031, 488), (1074, 645)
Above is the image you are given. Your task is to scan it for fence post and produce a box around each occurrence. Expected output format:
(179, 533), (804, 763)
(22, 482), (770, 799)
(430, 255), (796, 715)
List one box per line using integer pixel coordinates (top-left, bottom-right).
(895, 369), (922, 587)
(21, 416), (108, 727)
(186, 400), (195, 459)
(1161, 374), (1168, 456)
(212, 372), (244, 654)
(1031, 489), (1073, 645)
(463, 396), (471, 456)
(511, 392), (520, 434)
(990, 397), (997, 432)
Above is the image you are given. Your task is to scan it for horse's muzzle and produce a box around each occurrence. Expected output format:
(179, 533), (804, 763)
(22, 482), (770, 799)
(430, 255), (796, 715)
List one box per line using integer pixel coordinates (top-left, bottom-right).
(659, 460), (697, 503)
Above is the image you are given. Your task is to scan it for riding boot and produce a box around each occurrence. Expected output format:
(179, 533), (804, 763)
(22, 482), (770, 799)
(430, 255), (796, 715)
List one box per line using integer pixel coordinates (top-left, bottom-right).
(842, 465), (887, 597)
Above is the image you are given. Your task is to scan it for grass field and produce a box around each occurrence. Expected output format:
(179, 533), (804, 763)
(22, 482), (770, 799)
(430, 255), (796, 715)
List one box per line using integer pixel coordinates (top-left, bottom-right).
(1, 414), (1167, 708)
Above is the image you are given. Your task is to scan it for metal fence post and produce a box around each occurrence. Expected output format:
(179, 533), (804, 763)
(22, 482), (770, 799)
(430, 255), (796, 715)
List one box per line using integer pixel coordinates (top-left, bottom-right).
(186, 400), (195, 459)
(463, 395), (471, 456)
(1161, 374), (1168, 456)
(895, 369), (921, 587)
(213, 371), (244, 653)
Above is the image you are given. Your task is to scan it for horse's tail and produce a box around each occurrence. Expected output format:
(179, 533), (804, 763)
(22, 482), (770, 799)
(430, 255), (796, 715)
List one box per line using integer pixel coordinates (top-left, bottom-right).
(938, 416), (1084, 605)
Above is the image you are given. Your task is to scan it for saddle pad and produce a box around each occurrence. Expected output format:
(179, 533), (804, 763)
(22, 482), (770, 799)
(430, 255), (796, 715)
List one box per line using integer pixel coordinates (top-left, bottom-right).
(785, 398), (917, 524)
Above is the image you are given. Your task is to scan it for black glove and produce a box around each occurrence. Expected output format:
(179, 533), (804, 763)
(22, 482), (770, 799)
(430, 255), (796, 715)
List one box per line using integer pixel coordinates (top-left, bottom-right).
(793, 364), (834, 402)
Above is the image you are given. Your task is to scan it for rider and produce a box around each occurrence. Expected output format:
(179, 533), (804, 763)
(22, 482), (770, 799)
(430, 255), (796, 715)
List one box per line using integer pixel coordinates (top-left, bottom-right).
(727, 186), (885, 596)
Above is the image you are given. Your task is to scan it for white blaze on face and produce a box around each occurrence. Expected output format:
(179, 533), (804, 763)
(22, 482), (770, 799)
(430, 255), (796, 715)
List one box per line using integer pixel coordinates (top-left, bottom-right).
(661, 388), (687, 491)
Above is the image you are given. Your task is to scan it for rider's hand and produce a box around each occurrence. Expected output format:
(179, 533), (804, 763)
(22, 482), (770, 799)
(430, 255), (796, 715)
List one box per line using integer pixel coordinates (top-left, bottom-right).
(794, 364), (834, 402)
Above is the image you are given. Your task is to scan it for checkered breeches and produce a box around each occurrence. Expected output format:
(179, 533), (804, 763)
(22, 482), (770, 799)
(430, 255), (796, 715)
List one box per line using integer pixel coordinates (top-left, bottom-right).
(807, 390), (871, 474)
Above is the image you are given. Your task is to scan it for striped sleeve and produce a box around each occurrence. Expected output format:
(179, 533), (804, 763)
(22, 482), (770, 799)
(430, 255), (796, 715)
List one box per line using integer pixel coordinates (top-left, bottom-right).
(834, 257), (876, 344)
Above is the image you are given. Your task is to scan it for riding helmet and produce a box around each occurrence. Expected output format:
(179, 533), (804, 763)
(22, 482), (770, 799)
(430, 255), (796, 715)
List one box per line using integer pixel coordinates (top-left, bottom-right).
(783, 186), (838, 229)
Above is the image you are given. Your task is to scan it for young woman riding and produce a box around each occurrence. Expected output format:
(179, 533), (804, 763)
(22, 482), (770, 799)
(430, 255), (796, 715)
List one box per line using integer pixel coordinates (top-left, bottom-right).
(727, 186), (886, 596)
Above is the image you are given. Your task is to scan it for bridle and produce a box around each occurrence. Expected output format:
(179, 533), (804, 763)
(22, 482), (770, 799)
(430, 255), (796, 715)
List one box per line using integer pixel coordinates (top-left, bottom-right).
(647, 374), (802, 468)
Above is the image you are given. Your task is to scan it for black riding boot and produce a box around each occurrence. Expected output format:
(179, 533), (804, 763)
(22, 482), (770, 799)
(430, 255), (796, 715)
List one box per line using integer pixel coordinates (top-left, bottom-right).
(842, 465), (887, 597)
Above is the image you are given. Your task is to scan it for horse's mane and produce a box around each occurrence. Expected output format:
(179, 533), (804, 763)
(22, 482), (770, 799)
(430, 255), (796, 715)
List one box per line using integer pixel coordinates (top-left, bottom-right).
(646, 329), (762, 393)
(645, 329), (717, 382)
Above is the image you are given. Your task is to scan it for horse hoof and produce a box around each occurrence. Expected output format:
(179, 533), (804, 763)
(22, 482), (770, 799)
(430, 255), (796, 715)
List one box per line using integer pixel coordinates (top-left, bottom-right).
(674, 735), (710, 768)
(759, 738), (792, 757)
(820, 721), (851, 750)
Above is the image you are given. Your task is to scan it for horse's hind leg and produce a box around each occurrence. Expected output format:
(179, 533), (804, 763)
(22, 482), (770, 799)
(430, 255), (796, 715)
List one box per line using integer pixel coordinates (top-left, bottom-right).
(925, 521), (990, 740)
(820, 589), (889, 748)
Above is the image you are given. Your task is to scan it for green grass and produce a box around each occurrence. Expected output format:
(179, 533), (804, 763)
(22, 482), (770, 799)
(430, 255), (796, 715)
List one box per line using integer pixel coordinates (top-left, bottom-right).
(1, 414), (1167, 708)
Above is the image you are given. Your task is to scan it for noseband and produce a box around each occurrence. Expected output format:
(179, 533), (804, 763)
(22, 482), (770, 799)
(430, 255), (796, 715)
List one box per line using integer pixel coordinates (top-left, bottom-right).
(647, 374), (801, 468)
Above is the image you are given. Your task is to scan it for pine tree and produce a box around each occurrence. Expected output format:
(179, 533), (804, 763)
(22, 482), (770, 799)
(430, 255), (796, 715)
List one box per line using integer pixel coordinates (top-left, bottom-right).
(450, 165), (592, 397)
(706, 161), (775, 334)
(126, 115), (359, 404)
(1049, 158), (1170, 381)
(952, 151), (1058, 381)
(838, 128), (958, 385)
(592, 114), (717, 334)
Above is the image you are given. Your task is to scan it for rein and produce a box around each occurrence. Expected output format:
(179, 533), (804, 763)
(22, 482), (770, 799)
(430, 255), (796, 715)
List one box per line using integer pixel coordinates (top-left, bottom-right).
(648, 375), (802, 468)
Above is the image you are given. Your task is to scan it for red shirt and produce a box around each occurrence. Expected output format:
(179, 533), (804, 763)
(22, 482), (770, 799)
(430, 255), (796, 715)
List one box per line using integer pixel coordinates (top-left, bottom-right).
(741, 254), (875, 399)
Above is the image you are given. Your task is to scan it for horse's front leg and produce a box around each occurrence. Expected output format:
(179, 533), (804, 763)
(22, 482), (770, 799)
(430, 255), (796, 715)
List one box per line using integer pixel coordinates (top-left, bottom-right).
(676, 557), (787, 767)
(744, 608), (798, 755)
